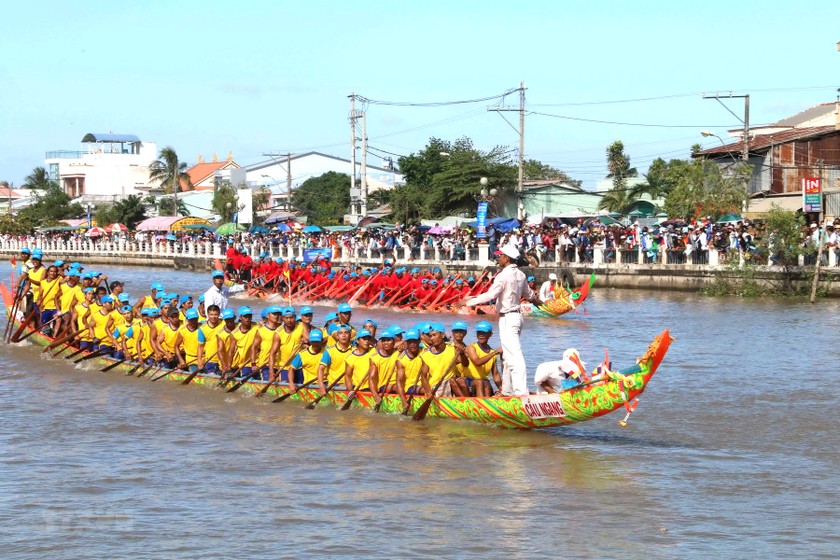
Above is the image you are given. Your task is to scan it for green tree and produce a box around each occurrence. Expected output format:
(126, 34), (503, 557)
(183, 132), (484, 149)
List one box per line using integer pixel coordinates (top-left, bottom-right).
(22, 166), (55, 190)
(149, 147), (193, 215)
(663, 158), (750, 220)
(523, 159), (581, 187)
(761, 206), (804, 268)
(598, 141), (639, 213)
(16, 184), (85, 228)
(368, 188), (392, 209)
(157, 197), (190, 217)
(390, 136), (518, 222)
(291, 171), (350, 225)
(102, 195), (148, 229)
(212, 180), (239, 223)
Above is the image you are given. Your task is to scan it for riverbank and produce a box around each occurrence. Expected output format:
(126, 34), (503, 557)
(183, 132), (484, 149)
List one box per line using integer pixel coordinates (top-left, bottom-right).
(5, 248), (839, 297)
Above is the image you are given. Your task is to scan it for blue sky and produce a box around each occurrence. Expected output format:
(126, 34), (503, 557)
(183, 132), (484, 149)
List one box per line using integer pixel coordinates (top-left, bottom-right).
(1, 0), (838, 190)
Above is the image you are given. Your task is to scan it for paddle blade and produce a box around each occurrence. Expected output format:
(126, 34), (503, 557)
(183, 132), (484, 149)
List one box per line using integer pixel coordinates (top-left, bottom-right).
(340, 391), (357, 411)
(411, 395), (435, 421)
(101, 359), (128, 373)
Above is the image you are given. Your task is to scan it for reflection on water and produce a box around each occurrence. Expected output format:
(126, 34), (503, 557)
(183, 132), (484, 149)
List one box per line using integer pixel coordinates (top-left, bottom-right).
(1, 264), (840, 558)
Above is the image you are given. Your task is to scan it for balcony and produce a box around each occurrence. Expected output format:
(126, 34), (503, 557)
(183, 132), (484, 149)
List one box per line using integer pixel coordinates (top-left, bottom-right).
(45, 150), (85, 159)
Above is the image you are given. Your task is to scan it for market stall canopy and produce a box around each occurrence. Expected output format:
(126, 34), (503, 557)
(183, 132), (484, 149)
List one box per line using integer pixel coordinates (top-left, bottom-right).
(61, 218), (94, 228)
(182, 223), (216, 231)
(324, 225), (355, 233)
(716, 212), (744, 224)
(463, 216), (519, 233)
(135, 216), (213, 231)
(302, 225), (323, 233)
(265, 211), (297, 225)
(215, 222), (247, 235)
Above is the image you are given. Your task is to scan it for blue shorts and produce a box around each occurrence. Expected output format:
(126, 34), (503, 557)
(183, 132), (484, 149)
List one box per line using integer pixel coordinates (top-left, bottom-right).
(280, 370), (303, 384)
(97, 345), (114, 356)
(113, 351), (125, 361)
(239, 366), (253, 379)
(259, 365), (271, 381)
(205, 362), (219, 374)
(80, 341), (93, 351)
(40, 309), (57, 326)
(406, 386), (419, 395)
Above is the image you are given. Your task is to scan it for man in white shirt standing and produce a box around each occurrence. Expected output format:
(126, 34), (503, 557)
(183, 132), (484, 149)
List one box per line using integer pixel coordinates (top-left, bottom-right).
(203, 269), (245, 311)
(465, 244), (542, 396)
(539, 273), (558, 301)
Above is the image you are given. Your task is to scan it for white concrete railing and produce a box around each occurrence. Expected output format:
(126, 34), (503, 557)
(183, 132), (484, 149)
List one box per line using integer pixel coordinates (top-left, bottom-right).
(0, 238), (837, 269)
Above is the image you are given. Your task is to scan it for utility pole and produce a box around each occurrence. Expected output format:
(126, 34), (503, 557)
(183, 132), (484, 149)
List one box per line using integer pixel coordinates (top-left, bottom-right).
(172, 155), (179, 217)
(488, 83), (527, 219)
(349, 93), (358, 218)
(702, 92), (751, 212)
(286, 152), (292, 210)
(518, 82), (525, 220)
(360, 109), (368, 219)
(810, 159), (826, 303)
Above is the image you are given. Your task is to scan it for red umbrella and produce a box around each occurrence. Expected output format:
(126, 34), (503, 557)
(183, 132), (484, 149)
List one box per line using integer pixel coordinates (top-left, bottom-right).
(86, 227), (107, 237)
(106, 223), (129, 233)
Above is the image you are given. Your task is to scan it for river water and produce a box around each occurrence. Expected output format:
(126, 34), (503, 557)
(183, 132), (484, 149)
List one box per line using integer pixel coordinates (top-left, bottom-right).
(1, 263), (838, 559)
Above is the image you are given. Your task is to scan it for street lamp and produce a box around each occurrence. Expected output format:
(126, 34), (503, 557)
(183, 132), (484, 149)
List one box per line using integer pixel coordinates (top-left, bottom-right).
(85, 203), (92, 228)
(478, 176), (498, 201)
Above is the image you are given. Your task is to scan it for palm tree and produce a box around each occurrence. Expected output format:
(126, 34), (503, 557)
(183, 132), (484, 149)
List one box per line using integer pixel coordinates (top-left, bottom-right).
(23, 166), (55, 190)
(149, 147), (193, 215)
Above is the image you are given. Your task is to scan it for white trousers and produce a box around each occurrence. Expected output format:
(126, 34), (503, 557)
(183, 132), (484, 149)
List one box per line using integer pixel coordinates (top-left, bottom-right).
(498, 313), (528, 396)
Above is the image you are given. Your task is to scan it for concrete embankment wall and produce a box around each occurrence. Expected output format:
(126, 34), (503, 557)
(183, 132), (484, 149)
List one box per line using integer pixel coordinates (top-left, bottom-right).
(6, 252), (840, 296)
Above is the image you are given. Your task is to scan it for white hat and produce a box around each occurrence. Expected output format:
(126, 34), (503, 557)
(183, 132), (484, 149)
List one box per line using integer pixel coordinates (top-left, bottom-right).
(810, 223), (817, 228)
(560, 348), (586, 376)
(548, 273), (557, 280)
(494, 244), (520, 259)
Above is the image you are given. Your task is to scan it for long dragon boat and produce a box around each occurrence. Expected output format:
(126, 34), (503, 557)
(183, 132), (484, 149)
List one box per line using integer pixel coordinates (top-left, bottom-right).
(2, 283), (671, 430)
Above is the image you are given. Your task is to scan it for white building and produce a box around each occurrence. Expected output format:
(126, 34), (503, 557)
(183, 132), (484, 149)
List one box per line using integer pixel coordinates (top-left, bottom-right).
(45, 133), (162, 203)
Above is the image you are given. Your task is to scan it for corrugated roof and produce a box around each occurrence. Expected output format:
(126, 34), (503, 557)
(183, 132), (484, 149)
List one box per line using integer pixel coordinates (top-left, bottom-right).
(773, 103), (836, 127)
(81, 133), (141, 143)
(694, 126), (838, 157)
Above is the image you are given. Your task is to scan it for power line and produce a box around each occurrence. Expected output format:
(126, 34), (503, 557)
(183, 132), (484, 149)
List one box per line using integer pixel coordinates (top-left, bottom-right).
(356, 88), (518, 107)
(529, 111), (742, 128)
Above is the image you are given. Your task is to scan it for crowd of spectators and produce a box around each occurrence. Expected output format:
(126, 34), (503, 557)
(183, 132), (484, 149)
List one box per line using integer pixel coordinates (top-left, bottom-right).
(2, 215), (838, 266)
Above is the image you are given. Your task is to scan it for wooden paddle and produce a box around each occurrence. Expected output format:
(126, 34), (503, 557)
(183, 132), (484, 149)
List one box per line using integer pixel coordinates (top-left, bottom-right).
(179, 351), (219, 386)
(149, 361), (176, 382)
(373, 366), (398, 413)
(16, 313), (62, 343)
(257, 342), (304, 397)
(305, 373), (345, 410)
(411, 350), (463, 421)
(9, 308), (37, 343)
(271, 377), (317, 404)
(101, 357), (131, 373)
(125, 355), (151, 376)
(44, 327), (82, 353)
(60, 346), (87, 361)
(225, 369), (259, 393)
(73, 347), (112, 364)
(4, 281), (25, 341)
(135, 359), (162, 379)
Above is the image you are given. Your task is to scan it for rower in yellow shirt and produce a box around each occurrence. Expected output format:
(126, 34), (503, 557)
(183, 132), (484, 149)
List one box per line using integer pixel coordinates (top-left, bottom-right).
(317, 324), (353, 394)
(156, 308), (182, 368)
(369, 329), (399, 406)
(253, 306), (282, 382)
(344, 329), (375, 393)
(465, 321), (502, 397)
(174, 309), (206, 371)
(87, 295), (118, 354)
(396, 329), (424, 409)
(199, 304), (225, 374)
(72, 287), (97, 350)
(268, 306), (304, 382)
(229, 306), (258, 380)
(418, 323), (467, 397)
(286, 329), (327, 392)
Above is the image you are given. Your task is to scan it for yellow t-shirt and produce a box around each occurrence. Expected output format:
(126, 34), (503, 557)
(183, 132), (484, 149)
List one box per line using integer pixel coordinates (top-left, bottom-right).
(159, 323), (180, 353)
(255, 324), (280, 368)
(420, 345), (457, 387)
(370, 349), (399, 388)
(178, 325), (205, 363)
(75, 303), (93, 342)
(345, 349), (373, 390)
(60, 284), (82, 314)
(231, 325), (258, 368)
(321, 344), (352, 385)
(39, 277), (62, 310)
(399, 351), (424, 390)
(290, 348), (325, 384)
(27, 266), (46, 300)
(89, 309), (112, 342)
(466, 343), (496, 380)
(199, 320), (225, 363)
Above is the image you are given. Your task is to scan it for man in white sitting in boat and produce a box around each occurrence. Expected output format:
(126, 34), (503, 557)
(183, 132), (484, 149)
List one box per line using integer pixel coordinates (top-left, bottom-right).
(534, 348), (611, 393)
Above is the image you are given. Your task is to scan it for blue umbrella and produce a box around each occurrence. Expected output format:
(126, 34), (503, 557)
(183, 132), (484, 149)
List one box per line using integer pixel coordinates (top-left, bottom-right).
(273, 223), (291, 233)
(302, 225), (322, 233)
